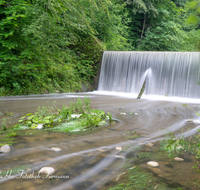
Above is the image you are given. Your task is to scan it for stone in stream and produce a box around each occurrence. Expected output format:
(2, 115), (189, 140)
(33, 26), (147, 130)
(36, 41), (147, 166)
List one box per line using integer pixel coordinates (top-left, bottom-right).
(51, 147), (61, 152)
(116, 147), (122, 151)
(120, 113), (126, 115)
(98, 149), (106, 152)
(147, 161), (159, 167)
(39, 167), (55, 175)
(37, 124), (43, 129)
(71, 114), (82, 118)
(146, 143), (154, 147)
(187, 119), (200, 124)
(174, 157), (184, 161)
(0, 145), (11, 153)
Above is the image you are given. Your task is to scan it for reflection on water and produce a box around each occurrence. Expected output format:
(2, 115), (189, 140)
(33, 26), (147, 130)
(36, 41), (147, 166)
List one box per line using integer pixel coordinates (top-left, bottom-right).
(0, 93), (200, 189)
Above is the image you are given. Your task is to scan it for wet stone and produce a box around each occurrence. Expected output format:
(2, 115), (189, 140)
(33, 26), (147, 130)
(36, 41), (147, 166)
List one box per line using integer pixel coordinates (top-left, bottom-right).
(51, 147), (61, 152)
(146, 143), (154, 147)
(0, 145), (11, 153)
(174, 157), (184, 161)
(147, 161), (159, 167)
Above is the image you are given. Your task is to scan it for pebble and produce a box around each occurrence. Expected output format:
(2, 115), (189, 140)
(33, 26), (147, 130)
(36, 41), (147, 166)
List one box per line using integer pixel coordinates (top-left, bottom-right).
(98, 149), (106, 152)
(174, 157), (184, 161)
(135, 113), (139, 115)
(39, 167), (55, 175)
(37, 124), (43, 129)
(71, 114), (82, 118)
(120, 113), (126, 115)
(146, 143), (154, 147)
(0, 145), (11, 153)
(116, 147), (122, 151)
(147, 161), (159, 167)
(51, 147), (61, 152)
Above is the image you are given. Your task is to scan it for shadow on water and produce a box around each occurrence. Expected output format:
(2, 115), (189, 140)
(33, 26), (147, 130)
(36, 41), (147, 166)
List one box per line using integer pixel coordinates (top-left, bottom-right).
(0, 93), (200, 189)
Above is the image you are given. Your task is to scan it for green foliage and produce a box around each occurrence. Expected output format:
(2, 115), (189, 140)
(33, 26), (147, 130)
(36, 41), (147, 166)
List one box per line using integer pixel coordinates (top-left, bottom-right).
(108, 166), (169, 190)
(80, 109), (107, 129)
(160, 133), (185, 158)
(1, 118), (7, 130)
(16, 97), (112, 132)
(0, 165), (30, 176)
(18, 102), (57, 128)
(185, 0), (200, 26)
(0, 0), (199, 96)
(107, 112), (113, 122)
(136, 152), (153, 159)
(0, 0), (131, 96)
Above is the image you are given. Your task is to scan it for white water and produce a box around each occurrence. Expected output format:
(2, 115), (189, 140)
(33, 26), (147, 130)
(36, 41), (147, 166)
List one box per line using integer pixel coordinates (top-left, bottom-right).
(98, 51), (200, 98)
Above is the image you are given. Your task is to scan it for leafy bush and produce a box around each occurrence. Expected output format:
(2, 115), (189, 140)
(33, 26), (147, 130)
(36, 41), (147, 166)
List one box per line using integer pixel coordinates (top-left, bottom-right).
(15, 97), (112, 132)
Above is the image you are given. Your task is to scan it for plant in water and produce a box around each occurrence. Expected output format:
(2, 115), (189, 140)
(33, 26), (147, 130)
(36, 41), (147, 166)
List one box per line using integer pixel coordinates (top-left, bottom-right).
(1, 118), (7, 130)
(15, 97), (112, 132)
(160, 132), (186, 158)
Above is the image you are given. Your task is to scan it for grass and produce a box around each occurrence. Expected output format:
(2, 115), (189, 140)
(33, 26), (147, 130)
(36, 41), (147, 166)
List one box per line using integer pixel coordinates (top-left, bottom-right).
(108, 166), (171, 190)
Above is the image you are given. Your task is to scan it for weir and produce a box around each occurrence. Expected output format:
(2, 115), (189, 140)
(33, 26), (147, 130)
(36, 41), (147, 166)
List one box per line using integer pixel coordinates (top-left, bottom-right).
(98, 51), (200, 98)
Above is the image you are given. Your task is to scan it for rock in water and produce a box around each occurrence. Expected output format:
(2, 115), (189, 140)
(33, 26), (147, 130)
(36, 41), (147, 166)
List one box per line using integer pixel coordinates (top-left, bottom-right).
(147, 161), (159, 167)
(120, 113), (126, 115)
(39, 167), (55, 175)
(174, 157), (184, 161)
(37, 124), (43, 129)
(146, 143), (154, 147)
(51, 147), (61, 152)
(0, 145), (11, 153)
(71, 114), (82, 118)
(116, 147), (122, 151)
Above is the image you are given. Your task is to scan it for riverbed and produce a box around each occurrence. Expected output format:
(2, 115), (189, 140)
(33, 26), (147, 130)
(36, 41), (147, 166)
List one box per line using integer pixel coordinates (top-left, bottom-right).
(0, 92), (199, 190)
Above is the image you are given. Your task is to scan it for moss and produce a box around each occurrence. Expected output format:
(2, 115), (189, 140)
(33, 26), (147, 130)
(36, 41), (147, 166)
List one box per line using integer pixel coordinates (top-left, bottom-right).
(107, 167), (170, 190)
(0, 165), (31, 176)
(3, 112), (15, 117)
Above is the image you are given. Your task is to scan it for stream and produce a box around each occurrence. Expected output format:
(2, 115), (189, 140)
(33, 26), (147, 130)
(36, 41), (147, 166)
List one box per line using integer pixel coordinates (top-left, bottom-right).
(0, 92), (200, 190)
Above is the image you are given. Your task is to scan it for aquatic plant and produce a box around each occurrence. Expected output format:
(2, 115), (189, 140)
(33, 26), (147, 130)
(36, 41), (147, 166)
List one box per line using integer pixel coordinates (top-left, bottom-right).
(1, 118), (7, 130)
(15, 97), (112, 132)
(160, 133), (185, 158)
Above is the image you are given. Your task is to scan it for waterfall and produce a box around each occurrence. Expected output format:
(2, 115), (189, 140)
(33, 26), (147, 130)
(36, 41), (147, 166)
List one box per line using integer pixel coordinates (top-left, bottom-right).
(98, 51), (200, 98)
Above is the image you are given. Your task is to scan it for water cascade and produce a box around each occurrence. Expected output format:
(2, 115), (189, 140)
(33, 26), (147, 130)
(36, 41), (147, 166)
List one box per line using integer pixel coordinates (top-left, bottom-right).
(98, 51), (200, 98)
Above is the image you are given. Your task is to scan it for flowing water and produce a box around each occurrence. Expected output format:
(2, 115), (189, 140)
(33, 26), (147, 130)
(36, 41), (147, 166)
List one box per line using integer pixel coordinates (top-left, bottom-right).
(1, 51), (200, 189)
(99, 51), (200, 98)
(0, 93), (200, 190)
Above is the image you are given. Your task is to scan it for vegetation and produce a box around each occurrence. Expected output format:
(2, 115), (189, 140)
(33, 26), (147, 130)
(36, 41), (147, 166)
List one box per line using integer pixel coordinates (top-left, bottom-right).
(0, 0), (199, 96)
(108, 166), (169, 190)
(0, 97), (112, 146)
(14, 97), (112, 131)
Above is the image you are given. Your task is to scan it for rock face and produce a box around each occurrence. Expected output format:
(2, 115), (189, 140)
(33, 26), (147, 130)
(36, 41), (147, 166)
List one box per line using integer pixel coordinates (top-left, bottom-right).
(51, 147), (61, 152)
(174, 157), (184, 161)
(0, 145), (11, 153)
(147, 161), (159, 167)
(39, 167), (55, 175)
